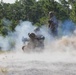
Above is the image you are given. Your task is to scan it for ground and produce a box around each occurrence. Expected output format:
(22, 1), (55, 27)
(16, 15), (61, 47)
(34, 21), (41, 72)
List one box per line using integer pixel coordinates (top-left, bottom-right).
(0, 51), (76, 75)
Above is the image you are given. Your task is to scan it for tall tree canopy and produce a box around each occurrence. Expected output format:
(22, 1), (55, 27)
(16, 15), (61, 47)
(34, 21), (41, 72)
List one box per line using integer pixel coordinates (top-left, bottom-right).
(0, 0), (76, 35)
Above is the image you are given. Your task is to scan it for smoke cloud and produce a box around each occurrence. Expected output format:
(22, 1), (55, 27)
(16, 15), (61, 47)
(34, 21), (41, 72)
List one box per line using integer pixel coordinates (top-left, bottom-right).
(0, 20), (76, 53)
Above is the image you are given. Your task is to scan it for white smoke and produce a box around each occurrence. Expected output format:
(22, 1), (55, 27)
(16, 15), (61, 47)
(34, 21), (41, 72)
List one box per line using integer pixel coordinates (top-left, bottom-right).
(0, 20), (76, 53)
(0, 21), (52, 51)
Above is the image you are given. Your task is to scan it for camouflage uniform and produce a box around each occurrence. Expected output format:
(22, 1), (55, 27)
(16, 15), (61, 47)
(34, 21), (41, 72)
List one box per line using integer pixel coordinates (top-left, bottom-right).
(22, 29), (45, 51)
(29, 32), (45, 49)
(48, 11), (58, 36)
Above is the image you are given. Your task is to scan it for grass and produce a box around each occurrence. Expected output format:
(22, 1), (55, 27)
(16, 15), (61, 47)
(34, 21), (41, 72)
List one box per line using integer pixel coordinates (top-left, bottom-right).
(0, 50), (11, 54)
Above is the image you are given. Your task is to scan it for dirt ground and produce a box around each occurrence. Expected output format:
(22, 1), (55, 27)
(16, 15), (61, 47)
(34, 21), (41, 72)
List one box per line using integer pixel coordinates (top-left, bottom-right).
(0, 51), (76, 75)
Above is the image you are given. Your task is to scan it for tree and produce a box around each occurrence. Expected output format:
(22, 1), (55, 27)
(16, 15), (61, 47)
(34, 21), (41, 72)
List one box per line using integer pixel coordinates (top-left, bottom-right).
(70, 2), (76, 23)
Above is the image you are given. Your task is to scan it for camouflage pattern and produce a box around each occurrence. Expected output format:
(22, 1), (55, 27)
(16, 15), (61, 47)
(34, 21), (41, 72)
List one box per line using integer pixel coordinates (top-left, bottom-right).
(48, 11), (58, 36)
(22, 33), (45, 52)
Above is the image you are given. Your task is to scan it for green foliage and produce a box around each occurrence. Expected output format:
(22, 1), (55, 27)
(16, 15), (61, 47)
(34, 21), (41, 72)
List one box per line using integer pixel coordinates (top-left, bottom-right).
(0, 0), (76, 35)
(1, 27), (8, 36)
(70, 2), (76, 23)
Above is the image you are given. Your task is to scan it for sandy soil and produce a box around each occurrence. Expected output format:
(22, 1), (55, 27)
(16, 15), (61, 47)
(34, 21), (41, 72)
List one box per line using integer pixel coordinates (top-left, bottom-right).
(0, 51), (76, 75)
